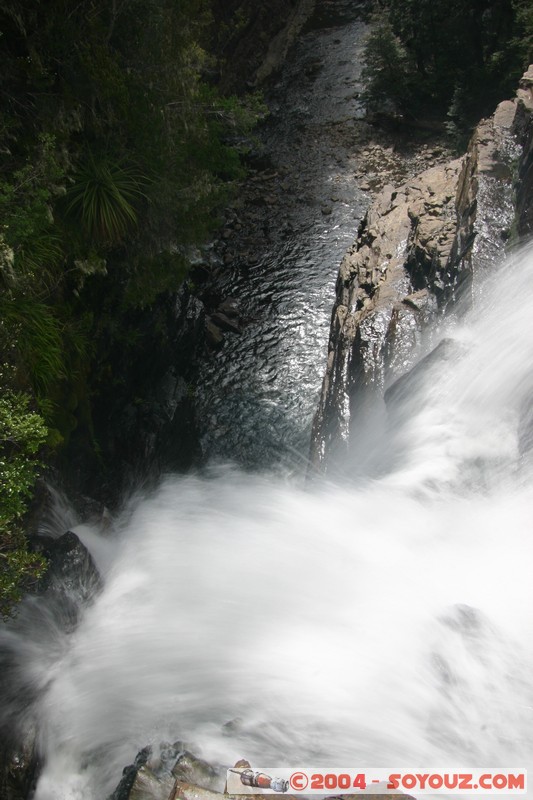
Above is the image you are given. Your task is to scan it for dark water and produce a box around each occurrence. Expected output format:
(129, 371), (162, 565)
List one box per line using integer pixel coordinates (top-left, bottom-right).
(196, 4), (369, 470)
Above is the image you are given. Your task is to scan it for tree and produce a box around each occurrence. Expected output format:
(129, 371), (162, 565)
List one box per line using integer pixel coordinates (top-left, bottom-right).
(361, 14), (419, 117)
(0, 0), (262, 612)
(362, 0), (531, 130)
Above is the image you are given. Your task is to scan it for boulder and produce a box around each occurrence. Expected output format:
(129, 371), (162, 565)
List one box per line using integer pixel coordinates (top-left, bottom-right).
(108, 747), (152, 800)
(210, 312), (241, 334)
(130, 767), (175, 800)
(205, 318), (225, 349)
(37, 531), (101, 601)
(29, 530), (102, 632)
(217, 298), (240, 319)
(109, 745), (224, 800)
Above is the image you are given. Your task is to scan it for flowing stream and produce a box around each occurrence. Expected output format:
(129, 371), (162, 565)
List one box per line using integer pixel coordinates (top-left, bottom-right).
(195, 4), (368, 469)
(2, 244), (532, 800)
(1, 4), (533, 800)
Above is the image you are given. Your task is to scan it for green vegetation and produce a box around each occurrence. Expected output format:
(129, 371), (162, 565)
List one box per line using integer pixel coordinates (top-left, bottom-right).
(0, 0), (263, 615)
(63, 157), (148, 246)
(0, 390), (47, 618)
(362, 0), (533, 137)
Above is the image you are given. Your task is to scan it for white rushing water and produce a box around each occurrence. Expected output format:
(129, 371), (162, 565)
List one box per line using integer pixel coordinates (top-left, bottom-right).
(4, 246), (533, 799)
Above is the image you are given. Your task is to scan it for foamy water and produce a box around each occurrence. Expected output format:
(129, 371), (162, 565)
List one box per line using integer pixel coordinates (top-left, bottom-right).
(2, 247), (533, 799)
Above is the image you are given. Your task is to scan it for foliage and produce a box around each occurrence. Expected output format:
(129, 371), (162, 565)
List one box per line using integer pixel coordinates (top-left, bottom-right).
(362, 0), (533, 131)
(0, 297), (65, 398)
(63, 156), (148, 245)
(361, 14), (419, 117)
(124, 251), (190, 309)
(0, 133), (66, 295)
(0, 391), (47, 618)
(0, 0), (264, 612)
(512, 0), (533, 65)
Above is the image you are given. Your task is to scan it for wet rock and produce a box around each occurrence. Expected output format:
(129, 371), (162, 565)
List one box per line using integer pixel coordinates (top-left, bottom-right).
(515, 68), (533, 237)
(303, 57), (323, 78)
(310, 158), (462, 468)
(221, 718), (243, 736)
(310, 68), (533, 471)
(108, 747), (152, 800)
(172, 779), (296, 800)
(38, 531), (101, 603)
(243, 147), (273, 172)
(171, 749), (220, 789)
(401, 288), (435, 313)
(450, 88), (532, 294)
(129, 767), (175, 800)
(383, 338), (459, 410)
(109, 745), (225, 800)
(0, 729), (39, 800)
(205, 318), (225, 349)
(217, 298), (240, 319)
(72, 494), (112, 528)
(78, 283), (205, 499)
(210, 311), (241, 334)
(171, 781), (224, 800)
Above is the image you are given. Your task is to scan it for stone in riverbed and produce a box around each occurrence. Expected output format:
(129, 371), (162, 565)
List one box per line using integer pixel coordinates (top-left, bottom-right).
(210, 312), (241, 334)
(205, 318), (225, 348)
(109, 745), (225, 800)
(217, 298), (240, 319)
(129, 767), (175, 800)
(33, 530), (102, 631)
(171, 748), (221, 788)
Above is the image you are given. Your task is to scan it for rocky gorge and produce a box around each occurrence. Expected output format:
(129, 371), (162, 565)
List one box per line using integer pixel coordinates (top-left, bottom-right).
(2, 2), (533, 799)
(108, 63), (533, 800)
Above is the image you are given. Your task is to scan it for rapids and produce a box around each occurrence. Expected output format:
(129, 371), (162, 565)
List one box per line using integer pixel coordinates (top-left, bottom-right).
(2, 245), (532, 799)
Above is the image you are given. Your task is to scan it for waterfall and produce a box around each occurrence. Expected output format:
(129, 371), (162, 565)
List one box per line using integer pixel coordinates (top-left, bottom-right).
(2, 244), (532, 800)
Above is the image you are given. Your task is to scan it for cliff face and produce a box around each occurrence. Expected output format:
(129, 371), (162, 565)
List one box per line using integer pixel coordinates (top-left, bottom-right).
(213, 0), (315, 91)
(310, 67), (533, 470)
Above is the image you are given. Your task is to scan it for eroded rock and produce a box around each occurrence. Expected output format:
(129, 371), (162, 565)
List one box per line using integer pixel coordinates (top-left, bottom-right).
(310, 67), (533, 470)
(32, 530), (102, 631)
(109, 744), (227, 800)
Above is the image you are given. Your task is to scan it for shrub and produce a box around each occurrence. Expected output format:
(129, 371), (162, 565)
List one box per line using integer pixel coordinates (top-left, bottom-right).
(0, 391), (47, 618)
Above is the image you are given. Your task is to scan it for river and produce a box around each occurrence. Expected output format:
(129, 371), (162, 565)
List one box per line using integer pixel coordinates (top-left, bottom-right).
(23, 243), (533, 800)
(195, 2), (369, 470)
(1, 3), (532, 799)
